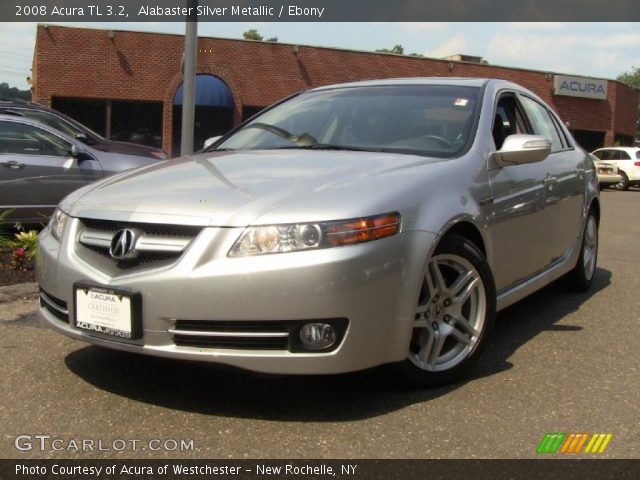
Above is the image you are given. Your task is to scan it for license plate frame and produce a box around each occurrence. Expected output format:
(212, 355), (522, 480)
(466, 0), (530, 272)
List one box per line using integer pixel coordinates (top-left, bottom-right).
(73, 283), (142, 340)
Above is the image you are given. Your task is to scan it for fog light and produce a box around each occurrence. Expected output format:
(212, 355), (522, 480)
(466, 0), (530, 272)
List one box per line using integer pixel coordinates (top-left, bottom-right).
(299, 323), (337, 350)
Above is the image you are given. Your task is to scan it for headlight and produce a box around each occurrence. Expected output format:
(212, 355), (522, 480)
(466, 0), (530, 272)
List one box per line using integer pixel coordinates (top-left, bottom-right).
(228, 212), (400, 257)
(48, 208), (69, 242)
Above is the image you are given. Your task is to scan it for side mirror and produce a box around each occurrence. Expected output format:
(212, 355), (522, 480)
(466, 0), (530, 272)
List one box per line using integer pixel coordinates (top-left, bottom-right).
(203, 136), (222, 149)
(491, 134), (551, 167)
(70, 144), (91, 162)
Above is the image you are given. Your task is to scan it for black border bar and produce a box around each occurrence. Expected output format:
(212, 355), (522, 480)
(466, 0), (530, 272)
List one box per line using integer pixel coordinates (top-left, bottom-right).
(3, 0), (640, 22)
(2, 459), (639, 480)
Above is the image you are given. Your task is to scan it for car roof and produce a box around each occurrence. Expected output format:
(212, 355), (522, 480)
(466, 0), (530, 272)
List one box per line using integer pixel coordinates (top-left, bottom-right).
(0, 100), (52, 112)
(309, 77), (499, 92)
(593, 146), (639, 152)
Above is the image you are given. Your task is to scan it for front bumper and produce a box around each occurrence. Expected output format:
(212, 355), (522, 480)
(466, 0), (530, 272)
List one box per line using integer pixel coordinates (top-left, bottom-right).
(37, 219), (434, 374)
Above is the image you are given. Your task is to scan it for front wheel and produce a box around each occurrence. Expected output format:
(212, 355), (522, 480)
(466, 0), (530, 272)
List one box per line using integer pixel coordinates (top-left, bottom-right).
(397, 235), (496, 387)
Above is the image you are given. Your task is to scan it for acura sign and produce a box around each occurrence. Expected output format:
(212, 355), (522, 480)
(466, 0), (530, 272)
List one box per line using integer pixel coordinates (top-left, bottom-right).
(553, 75), (607, 100)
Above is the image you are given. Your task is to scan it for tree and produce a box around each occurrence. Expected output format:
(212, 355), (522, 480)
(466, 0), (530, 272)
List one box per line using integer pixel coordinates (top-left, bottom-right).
(617, 67), (640, 139)
(617, 66), (640, 89)
(242, 30), (278, 43)
(376, 45), (404, 55)
(243, 29), (263, 41)
(0, 82), (31, 101)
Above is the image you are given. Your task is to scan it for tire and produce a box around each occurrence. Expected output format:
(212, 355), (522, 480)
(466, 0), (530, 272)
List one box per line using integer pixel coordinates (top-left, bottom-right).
(566, 209), (598, 292)
(614, 171), (629, 191)
(396, 235), (496, 387)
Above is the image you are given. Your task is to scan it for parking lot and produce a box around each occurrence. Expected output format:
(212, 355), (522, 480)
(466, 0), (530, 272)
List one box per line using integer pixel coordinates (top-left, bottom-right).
(0, 189), (638, 459)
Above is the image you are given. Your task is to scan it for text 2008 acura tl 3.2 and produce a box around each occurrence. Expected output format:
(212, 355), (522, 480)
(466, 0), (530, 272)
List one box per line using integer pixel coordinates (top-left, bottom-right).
(37, 78), (599, 386)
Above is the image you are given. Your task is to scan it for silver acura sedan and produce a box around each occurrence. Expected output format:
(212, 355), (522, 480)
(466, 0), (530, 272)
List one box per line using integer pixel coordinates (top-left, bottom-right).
(37, 78), (599, 386)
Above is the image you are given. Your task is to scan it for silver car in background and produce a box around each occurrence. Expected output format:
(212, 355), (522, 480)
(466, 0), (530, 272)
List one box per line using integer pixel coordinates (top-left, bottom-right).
(37, 78), (599, 386)
(0, 114), (163, 223)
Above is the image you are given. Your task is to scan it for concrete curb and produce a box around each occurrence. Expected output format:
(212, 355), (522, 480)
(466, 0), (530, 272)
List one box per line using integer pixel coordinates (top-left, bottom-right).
(0, 282), (38, 303)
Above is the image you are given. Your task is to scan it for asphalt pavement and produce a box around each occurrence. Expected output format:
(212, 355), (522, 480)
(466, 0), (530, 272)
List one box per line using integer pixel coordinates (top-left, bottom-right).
(1, 190), (638, 459)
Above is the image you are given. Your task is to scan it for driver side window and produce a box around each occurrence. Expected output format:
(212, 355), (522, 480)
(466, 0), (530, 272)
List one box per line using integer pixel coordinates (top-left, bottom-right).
(0, 120), (71, 157)
(492, 94), (528, 150)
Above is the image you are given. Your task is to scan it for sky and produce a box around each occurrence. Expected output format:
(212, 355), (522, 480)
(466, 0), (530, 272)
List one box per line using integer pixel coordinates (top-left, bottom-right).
(1, 22), (639, 90)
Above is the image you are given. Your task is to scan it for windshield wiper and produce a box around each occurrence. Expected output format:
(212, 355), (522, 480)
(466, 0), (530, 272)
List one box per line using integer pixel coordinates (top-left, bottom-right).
(245, 123), (318, 146)
(291, 143), (386, 152)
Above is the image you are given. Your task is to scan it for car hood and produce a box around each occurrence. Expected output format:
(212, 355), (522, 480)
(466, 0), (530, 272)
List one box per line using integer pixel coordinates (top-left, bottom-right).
(89, 138), (164, 158)
(67, 149), (444, 227)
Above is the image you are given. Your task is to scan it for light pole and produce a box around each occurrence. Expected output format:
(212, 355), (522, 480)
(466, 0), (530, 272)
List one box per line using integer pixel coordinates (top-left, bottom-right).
(180, 0), (198, 156)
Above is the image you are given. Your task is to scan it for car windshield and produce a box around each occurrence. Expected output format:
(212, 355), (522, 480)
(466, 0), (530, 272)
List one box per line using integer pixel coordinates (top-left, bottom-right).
(214, 85), (481, 158)
(19, 109), (104, 142)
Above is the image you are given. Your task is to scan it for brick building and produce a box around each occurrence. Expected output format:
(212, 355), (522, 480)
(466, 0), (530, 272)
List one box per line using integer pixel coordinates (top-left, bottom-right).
(31, 24), (639, 156)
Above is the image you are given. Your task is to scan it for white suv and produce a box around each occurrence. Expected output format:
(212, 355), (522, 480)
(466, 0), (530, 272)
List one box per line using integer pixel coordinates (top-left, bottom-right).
(591, 147), (640, 190)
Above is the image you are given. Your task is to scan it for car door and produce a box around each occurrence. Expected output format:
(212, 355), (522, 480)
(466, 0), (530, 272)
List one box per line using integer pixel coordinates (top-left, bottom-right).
(517, 94), (585, 266)
(612, 149), (633, 178)
(0, 119), (103, 222)
(487, 92), (552, 291)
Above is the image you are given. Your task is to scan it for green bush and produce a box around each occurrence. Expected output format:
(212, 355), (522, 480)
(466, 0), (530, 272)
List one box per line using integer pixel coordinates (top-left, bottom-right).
(0, 212), (39, 271)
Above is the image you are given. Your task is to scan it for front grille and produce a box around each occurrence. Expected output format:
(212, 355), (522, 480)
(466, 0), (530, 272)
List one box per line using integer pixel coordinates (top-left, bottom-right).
(76, 218), (202, 273)
(175, 335), (289, 350)
(171, 320), (291, 350)
(39, 289), (69, 323)
(170, 319), (348, 352)
(81, 218), (201, 238)
(83, 243), (178, 264)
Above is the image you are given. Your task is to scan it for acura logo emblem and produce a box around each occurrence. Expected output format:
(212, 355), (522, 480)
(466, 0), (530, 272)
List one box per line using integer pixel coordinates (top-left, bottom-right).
(109, 229), (137, 260)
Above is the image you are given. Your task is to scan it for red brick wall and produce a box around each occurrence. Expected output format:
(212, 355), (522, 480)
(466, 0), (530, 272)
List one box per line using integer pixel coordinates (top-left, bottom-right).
(33, 25), (639, 153)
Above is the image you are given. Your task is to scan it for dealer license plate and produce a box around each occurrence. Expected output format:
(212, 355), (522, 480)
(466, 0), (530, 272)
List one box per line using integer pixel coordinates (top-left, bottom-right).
(74, 285), (140, 339)
(597, 168), (612, 174)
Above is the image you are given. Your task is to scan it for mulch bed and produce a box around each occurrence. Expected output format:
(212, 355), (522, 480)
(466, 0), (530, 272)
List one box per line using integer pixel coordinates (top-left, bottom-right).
(0, 247), (36, 287)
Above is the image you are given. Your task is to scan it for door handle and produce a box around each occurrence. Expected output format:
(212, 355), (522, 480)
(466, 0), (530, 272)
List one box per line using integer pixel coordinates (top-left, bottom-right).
(0, 161), (25, 169)
(544, 175), (556, 188)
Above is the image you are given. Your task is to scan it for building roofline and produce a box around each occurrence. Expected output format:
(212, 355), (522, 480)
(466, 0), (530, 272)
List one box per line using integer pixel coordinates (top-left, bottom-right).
(37, 23), (630, 86)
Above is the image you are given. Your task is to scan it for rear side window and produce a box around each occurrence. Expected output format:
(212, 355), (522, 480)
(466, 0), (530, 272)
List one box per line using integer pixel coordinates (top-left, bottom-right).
(549, 111), (572, 148)
(519, 95), (563, 152)
(636, 151), (640, 160)
(619, 151), (631, 160)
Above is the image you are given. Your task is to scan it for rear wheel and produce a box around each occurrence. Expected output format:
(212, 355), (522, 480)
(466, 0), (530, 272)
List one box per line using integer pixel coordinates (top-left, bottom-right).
(614, 171), (629, 191)
(566, 209), (598, 292)
(398, 235), (496, 387)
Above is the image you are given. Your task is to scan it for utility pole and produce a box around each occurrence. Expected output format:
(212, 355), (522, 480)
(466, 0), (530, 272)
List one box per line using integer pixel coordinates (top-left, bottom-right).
(180, 0), (198, 156)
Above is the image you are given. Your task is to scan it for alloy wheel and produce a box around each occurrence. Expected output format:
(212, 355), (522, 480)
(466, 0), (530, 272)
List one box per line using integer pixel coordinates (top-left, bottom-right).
(583, 215), (598, 281)
(409, 253), (487, 372)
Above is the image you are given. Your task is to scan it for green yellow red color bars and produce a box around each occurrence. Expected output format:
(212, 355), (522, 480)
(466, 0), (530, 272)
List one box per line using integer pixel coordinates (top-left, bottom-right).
(537, 433), (613, 454)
